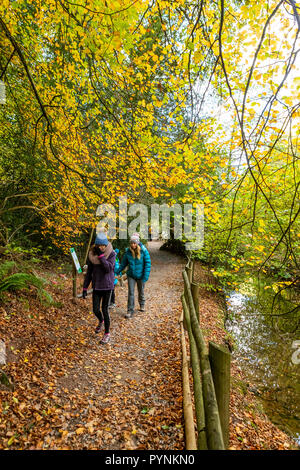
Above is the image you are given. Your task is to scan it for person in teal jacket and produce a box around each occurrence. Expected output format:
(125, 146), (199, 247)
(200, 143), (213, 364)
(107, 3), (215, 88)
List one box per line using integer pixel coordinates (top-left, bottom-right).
(116, 233), (151, 318)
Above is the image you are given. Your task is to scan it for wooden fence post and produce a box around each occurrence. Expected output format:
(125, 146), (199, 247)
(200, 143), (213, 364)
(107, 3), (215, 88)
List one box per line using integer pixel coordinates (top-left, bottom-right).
(180, 320), (197, 450)
(209, 341), (231, 449)
(182, 270), (225, 450)
(181, 295), (207, 450)
(72, 263), (77, 298)
(191, 282), (199, 321)
(186, 262), (193, 284)
(183, 265), (190, 331)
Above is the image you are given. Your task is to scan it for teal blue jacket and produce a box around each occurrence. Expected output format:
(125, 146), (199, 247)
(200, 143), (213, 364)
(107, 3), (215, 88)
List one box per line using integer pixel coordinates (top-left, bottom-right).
(114, 255), (120, 286)
(117, 243), (151, 282)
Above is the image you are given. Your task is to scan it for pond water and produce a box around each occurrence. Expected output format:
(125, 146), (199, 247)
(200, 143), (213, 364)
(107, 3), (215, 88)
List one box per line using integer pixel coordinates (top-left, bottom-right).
(224, 277), (300, 445)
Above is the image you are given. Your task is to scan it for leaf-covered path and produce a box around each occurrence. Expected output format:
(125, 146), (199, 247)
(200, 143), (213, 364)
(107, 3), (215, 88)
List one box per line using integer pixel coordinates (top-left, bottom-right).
(67, 240), (186, 450)
(0, 241), (186, 450)
(1, 241), (297, 450)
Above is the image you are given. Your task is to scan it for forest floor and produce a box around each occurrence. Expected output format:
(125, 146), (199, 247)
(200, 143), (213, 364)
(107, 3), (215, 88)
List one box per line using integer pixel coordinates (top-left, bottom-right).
(0, 241), (298, 450)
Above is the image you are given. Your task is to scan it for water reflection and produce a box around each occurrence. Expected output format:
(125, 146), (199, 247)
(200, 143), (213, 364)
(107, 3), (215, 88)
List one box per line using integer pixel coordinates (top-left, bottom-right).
(225, 279), (300, 444)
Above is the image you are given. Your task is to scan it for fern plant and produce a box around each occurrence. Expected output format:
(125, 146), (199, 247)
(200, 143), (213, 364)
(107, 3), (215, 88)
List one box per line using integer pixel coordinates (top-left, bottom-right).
(0, 266), (54, 305)
(0, 260), (16, 278)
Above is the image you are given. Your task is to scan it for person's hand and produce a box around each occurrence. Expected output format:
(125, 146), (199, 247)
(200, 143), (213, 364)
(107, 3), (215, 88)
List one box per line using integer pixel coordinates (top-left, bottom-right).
(82, 289), (87, 299)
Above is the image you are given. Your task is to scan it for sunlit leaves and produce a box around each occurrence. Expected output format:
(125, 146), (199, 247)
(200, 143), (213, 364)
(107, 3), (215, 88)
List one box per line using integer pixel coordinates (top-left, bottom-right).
(0, 0), (299, 277)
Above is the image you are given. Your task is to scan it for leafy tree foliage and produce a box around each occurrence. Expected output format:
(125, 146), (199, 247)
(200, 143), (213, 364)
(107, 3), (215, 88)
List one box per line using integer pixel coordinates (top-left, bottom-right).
(0, 1), (299, 311)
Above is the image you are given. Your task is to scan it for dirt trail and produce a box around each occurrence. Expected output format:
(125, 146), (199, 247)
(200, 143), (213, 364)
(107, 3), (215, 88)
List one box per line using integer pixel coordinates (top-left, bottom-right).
(1, 241), (296, 450)
(55, 241), (186, 449)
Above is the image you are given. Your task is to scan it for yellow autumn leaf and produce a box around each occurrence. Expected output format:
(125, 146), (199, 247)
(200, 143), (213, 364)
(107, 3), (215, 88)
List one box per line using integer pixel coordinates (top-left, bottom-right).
(76, 427), (85, 435)
(7, 436), (16, 446)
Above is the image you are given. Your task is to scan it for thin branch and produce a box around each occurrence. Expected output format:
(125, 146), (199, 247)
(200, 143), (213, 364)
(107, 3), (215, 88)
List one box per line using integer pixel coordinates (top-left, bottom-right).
(0, 47), (15, 80)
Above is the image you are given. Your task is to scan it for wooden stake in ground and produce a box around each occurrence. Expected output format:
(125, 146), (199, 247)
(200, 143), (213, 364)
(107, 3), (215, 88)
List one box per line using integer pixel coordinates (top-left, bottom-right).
(209, 341), (231, 449)
(186, 260), (193, 284)
(72, 264), (77, 298)
(182, 270), (225, 450)
(180, 319), (197, 450)
(191, 281), (199, 320)
(181, 294), (207, 450)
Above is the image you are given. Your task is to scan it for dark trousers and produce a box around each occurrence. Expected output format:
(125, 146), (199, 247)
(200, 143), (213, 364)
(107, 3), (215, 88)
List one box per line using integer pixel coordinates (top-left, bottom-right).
(92, 290), (112, 334)
(110, 288), (115, 304)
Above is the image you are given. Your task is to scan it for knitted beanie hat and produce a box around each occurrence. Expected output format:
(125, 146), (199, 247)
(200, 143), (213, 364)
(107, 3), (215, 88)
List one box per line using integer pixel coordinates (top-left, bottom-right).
(130, 232), (140, 244)
(95, 227), (109, 246)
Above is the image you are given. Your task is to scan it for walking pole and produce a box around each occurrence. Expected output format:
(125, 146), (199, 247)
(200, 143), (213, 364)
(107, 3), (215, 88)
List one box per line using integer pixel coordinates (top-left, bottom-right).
(83, 228), (94, 266)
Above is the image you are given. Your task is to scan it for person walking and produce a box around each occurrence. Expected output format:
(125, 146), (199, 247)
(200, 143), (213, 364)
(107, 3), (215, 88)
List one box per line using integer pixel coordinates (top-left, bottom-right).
(82, 229), (116, 344)
(116, 233), (151, 319)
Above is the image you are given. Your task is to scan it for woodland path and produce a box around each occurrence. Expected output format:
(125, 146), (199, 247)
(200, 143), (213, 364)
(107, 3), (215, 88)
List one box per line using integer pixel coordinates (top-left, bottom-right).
(1, 242), (297, 450)
(58, 240), (186, 450)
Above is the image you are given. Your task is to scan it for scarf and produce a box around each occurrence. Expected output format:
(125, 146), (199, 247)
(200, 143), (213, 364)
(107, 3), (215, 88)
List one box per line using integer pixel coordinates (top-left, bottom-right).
(89, 242), (113, 264)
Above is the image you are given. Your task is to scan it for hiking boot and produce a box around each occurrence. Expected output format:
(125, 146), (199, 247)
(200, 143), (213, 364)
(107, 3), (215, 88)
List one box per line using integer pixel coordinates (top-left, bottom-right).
(95, 321), (104, 334)
(108, 303), (116, 309)
(100, 333), (110, 344)
(124, 311), (134, 319)
(138, 306), (145, 312)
